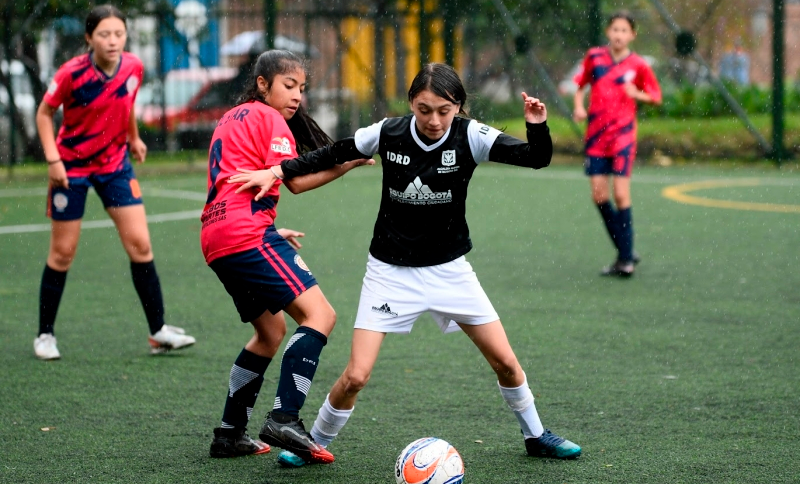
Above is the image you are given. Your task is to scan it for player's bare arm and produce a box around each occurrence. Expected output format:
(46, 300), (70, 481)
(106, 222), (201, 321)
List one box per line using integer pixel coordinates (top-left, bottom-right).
(572, 87), (588, 122)
(36, 101), (69, 188)
(284, 158), (375, 194)
(127, 107), (147, 163)
(623, 83), (660, 105)
(229, 157), (374, 200)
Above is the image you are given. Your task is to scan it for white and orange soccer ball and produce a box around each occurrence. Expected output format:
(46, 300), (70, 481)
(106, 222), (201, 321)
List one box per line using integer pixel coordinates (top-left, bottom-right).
(395, 437), (464, 484)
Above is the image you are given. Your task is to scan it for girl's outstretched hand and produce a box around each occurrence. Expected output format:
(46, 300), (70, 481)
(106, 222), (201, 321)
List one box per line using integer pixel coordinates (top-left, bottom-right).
(343, 158), (376, 170)
(521, 92), (547, 124)
(277, 228), (305, 249)
(228, 167), (279, 201)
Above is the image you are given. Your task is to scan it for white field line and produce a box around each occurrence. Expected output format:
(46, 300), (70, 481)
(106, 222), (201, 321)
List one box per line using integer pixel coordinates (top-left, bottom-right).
(1, 171), (796, 235)
(0, 188), (204, 235)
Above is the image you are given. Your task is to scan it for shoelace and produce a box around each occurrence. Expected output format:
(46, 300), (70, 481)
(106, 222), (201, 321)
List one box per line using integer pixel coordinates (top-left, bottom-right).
(536, 429), (565, 447)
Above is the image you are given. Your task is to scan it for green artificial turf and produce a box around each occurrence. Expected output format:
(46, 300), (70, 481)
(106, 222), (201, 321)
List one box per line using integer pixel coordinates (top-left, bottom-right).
(502, 114), (800, 159)
(1, 162), (798, 483)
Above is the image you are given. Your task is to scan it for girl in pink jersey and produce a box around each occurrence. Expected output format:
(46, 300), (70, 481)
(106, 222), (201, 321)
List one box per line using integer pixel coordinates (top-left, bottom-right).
(573, 11), (662, 277)
(202, 50), (372, 461)
(33, 4), (195, 361)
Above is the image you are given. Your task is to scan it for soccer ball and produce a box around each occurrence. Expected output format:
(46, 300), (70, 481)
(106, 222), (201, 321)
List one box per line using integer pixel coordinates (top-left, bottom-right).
(395, 437), (464, 484)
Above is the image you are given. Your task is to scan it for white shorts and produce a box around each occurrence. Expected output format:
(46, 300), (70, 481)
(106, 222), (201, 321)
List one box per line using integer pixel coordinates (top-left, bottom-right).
(353, 254), (499, 334)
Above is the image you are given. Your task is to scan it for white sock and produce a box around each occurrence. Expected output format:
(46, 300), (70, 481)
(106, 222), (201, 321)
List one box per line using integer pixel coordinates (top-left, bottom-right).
(310, 394), (353, 448)
(498, 374), (544, 439)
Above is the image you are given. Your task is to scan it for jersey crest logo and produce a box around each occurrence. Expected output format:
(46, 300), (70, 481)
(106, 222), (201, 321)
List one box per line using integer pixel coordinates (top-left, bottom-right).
(53, 193), (69, 212)
(294, 254), (311, 273)
(623, 70), (636, 83)
(126, 76), (140, 96)
(271, 137), (292, 154)
(441, 150), (456, 166)
(47, 80), (58, 96)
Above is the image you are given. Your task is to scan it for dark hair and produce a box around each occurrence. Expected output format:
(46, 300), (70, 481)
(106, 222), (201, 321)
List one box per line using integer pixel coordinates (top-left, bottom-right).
(608, 10), (636, 31)
(86, 4), (127, 37)
(236, 50), (332, 153)
(408, 63), (468, 116)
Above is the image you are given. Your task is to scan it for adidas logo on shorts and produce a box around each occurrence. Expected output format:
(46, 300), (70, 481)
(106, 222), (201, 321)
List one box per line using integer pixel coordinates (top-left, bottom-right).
(371, 303), (398, 317)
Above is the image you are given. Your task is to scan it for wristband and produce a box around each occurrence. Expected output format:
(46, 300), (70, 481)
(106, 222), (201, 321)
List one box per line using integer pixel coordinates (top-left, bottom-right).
(269, 166), (284, 180)
(47, 159), (62, 165)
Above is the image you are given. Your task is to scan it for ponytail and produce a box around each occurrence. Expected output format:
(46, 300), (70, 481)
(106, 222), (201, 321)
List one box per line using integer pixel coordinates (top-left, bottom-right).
(287, 104), (333, 154)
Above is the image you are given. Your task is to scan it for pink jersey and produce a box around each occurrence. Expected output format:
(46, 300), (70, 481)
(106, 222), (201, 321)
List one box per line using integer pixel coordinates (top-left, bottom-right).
(200, 101), (298, 264)
(576, 47), (661, 158)
(43, 52), (143, 176)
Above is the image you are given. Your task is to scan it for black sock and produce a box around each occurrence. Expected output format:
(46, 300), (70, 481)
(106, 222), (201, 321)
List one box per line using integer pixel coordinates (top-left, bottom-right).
(130, 260), (165, 335)
(617, 207), (634, 262)
(39, 265), (68, 336)
(272, 326), (327, 419)
(596, 201), (620, 250)
(221, 348), (271, 429)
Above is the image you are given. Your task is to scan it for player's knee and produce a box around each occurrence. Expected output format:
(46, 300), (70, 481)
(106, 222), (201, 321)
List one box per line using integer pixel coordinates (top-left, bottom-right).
(492, 356), (522, 380)
(325, 307), (337, 330)
(257, 325), (286, 350)
(127, 238), (153, 261)
(134, 239), (153, 257)
(342, 367), (371, 394)
(310, 305), (337, 336)
(48, 245), (77, 270)
(320, 304), (336, 325)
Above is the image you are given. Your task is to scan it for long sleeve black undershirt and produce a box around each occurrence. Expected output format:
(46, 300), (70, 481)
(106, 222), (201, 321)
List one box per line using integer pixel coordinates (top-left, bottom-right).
(488, 121), (552, 169)
(280, 120), (552, 179)
(281, 138), (366, 180)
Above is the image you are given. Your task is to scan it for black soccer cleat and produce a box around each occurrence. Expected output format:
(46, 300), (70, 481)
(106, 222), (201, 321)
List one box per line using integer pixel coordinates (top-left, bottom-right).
(525, 429), (581, 459)
(209, 427), (270, 458)
(600, 259), (635, 277)
(259, 412), (334, 464)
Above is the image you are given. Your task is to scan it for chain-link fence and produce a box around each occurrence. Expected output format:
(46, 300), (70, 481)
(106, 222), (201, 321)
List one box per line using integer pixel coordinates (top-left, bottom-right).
(2, 0), (798, 165)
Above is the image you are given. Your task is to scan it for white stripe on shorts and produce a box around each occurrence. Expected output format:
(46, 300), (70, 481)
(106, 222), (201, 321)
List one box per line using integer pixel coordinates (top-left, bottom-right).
(353, 253), (499, 334)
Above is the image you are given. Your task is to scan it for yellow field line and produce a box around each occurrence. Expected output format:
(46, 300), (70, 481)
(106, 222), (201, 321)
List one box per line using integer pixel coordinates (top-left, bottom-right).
(661, 178), (800, 213)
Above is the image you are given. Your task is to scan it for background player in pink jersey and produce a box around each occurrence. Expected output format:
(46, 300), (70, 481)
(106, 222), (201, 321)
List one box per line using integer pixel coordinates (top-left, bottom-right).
(573, 11), (662, 277)
(201, 50), (373, 461)
(33, 5), (195, 360)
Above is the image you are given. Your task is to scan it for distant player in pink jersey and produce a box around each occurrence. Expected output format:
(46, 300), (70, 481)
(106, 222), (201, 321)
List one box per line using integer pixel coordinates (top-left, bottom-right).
(33, 5), (195, 361)
(573, 11), (662, 277)
(201, 50), (372, 461)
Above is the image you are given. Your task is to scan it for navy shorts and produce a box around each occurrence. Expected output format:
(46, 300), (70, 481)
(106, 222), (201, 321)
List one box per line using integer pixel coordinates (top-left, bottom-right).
(209, 226), (318, 322)
(584, 155), (633, 178)
(47, 158), (143, 221)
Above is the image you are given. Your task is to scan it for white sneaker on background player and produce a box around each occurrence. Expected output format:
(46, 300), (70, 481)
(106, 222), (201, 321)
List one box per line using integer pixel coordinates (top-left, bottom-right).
(148, 325), (196, 354)
(33, 333), (61, 360)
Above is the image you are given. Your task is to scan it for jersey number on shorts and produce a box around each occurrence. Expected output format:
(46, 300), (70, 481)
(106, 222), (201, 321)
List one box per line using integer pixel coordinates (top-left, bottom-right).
(206, 139), (223, 204)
